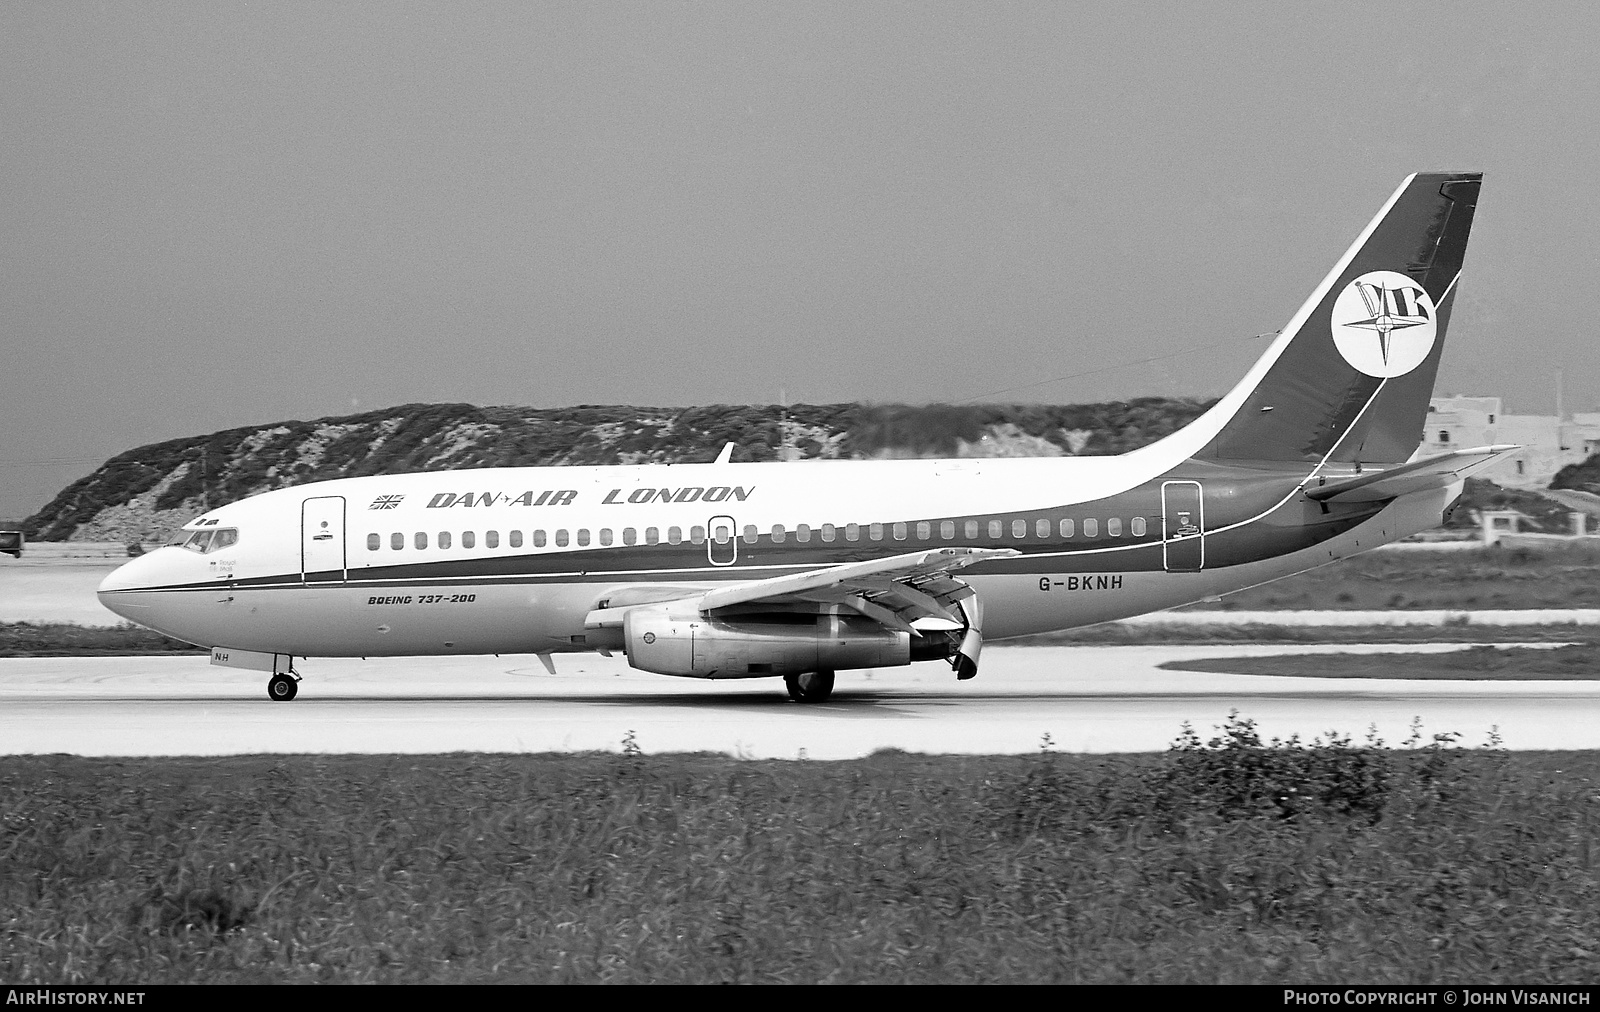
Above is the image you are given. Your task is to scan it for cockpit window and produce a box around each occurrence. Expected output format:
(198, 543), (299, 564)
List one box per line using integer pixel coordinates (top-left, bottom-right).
(171, 528), (239, 553)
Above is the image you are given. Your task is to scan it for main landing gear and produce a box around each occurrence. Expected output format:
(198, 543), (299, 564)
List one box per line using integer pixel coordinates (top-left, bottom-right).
(268, 671), (300, 702)
(784, 669), (835, 704)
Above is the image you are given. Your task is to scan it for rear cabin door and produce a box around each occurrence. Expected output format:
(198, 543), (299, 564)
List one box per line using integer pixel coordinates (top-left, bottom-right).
(301, 496), (346, 583)
(1161, 481), (1204, 572)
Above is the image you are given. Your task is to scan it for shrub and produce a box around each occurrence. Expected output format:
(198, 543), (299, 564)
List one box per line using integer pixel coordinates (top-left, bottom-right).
(1166, 712), (1391, 823)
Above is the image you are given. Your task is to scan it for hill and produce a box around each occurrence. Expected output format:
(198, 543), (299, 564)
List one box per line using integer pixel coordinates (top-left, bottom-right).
(23, 398), (1213, 544)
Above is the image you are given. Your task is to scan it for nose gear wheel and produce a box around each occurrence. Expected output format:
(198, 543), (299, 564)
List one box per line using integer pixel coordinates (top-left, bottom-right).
(268, 672), (299, 701)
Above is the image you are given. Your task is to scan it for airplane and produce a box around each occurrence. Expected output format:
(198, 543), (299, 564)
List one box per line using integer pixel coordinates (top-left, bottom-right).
(98, 171), (1512, 703)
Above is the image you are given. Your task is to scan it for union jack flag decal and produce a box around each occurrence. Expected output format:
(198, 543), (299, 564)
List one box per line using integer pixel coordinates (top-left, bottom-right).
(369, 495), (405, 510)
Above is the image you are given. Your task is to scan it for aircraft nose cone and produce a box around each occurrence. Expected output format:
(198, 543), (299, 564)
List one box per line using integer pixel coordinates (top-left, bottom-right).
(98, 557), (147, 622)
(96, 551), (179, 624)
(98, 557), (142, 595)
(93, 547), (221, 646)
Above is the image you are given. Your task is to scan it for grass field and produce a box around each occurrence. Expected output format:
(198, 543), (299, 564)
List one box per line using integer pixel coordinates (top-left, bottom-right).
(5, 734), (1599, 984)
(1027, 623), (1599, 646)
(1197, 542), (1600, 611)
(0, 622), (202, 657)
(1164, 643), (1600, 680)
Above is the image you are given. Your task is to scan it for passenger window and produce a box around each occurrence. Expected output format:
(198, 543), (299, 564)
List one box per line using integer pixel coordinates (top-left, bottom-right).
(415, 532), (428, 550)
(486, 530), (499, 549)
(894, 522), (907, 541)
(533, 530), (546, 548)
(1060, 519), (1074, 538)
(988, 520), (1002, 539)
(771, 525), (786, 544)
(463, 531), (476, 549)
(917, 522), (930, 540)
(1107, 518), (1122, 537)
(941, 521), (955, 540)
(743, 524), (758, 544)
(690, 526), (705, 545)
(646, 527), (660, 545)
(391, 532), (404, 550)
(439, 531), (452, 549)
(845, 523), (860, 542)
(1012, 519), (1026, 538)
(1083, 518), (1099, 538)
(965, 520), (978, 539)
(712, 523), (731, 544)
(821, 524), (835, 543)
(667, 526), (682, 545)
(555, 530), (569, 547)
(796, 524), (811, 543)
(510, 530), (523, 548)
(1036, 519), (1050, 539)
(368, 533), (380, 551)
(575, 529), (589, 547)
(623, 528), (637, 546)
(1131, 517), (1146, 537)
(868, 523), (883, 541)
(599, 529), (613, 547)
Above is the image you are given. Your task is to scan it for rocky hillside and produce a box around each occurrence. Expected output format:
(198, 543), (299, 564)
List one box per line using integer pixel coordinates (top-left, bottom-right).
(25, 399), (1213, 543)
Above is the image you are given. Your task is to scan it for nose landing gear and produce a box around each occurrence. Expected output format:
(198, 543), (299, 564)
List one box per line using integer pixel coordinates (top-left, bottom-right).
(268, 671), (300, 701)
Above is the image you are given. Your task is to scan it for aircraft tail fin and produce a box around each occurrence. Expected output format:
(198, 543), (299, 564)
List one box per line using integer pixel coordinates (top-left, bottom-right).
(1191, 172), (1481, 465)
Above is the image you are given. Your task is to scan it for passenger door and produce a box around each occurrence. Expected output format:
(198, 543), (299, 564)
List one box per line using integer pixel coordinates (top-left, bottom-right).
(1161, 481), (1204, 572)
(301, 496), (346, 583)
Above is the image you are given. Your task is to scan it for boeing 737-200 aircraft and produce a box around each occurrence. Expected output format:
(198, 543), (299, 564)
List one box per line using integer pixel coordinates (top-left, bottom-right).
(100, 172), (1510, 703)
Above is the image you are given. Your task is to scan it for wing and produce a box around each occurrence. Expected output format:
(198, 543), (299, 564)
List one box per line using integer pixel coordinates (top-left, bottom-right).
(584, 546), (1019, 634)
(1304, 445), (1520, 503)
(700, 546), (1018, 630)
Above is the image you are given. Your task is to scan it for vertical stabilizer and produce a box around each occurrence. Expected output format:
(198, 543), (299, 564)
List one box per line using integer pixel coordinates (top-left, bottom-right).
(1193, 172), (1481, 464)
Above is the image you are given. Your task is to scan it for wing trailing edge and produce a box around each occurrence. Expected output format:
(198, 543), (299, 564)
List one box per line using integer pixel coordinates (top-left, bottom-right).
(695, 546), (1018, 612)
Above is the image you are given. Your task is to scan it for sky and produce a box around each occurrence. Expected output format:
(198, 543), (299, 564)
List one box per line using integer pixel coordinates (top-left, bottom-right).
(4, 1), (1598, 518)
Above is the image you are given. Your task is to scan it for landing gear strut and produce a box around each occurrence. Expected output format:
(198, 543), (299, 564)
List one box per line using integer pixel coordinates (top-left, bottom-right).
(784, 669), (835, 704)
(268, 672), (299, 702)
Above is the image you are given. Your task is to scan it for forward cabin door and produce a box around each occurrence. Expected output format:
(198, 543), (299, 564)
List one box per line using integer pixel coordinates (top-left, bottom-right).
(1161, 481), (1204, 572)
(301, 496), (347, 583)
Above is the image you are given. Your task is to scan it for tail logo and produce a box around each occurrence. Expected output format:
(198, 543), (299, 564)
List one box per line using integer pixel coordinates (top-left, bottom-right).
(1329, 270), (1437, 377)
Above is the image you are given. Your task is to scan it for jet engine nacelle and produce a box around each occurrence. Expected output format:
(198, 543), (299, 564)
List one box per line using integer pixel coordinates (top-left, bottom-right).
(623, 602), (911, 679)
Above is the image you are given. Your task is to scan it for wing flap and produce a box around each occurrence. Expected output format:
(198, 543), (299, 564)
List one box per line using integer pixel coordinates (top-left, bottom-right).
(696, 546), (1018, 613)
(1304, 445), (1519, 503)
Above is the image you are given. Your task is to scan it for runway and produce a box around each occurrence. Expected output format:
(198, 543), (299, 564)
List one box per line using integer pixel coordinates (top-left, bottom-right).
(3, 643), (1594, 758)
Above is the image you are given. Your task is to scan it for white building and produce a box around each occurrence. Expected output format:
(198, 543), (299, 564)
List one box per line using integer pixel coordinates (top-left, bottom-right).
(1422, 396), (1600, 488)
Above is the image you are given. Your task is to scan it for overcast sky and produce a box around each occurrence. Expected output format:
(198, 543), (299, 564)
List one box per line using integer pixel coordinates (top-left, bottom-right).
(4, 1), (1598, 518)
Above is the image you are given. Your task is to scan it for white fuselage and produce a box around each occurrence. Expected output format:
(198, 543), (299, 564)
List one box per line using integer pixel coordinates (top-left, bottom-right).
(97, 453), (1458, 666)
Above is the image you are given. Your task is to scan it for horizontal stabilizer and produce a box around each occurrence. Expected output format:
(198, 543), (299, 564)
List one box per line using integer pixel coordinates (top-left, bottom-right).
(1303, 445), (1519, 503)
